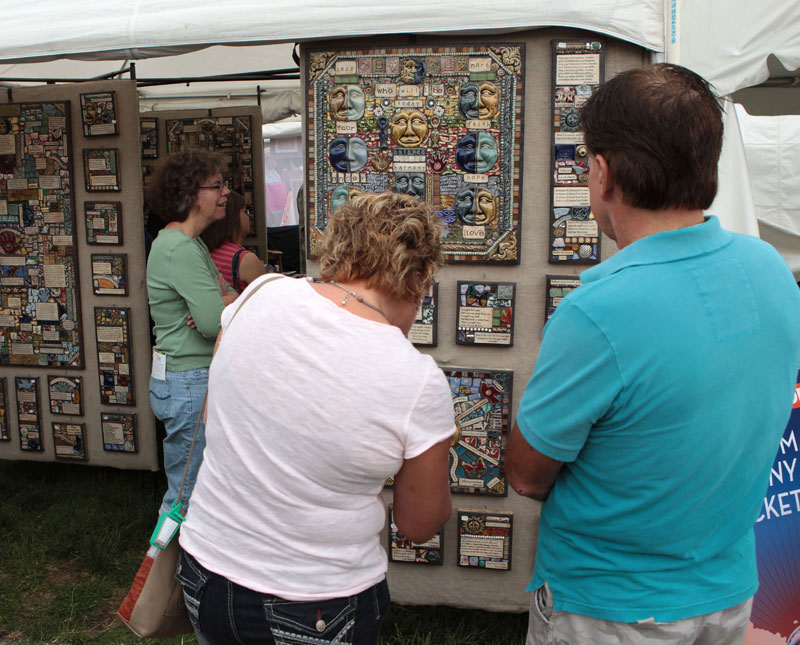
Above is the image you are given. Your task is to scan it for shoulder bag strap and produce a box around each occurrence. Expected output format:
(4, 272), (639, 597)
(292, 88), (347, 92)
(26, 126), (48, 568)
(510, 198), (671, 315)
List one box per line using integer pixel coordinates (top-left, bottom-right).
(231, 248), (245, 292)
(176, 273), (285, 510)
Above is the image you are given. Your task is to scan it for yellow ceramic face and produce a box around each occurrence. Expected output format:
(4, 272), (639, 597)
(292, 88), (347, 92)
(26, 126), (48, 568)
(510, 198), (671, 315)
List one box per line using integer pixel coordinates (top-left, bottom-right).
(328, 86), (348, 121)
(390, 109), (429, 148)
(400, 58), (417, 83)
(478, 82), (499, 119)
(475, 188), (497, 226)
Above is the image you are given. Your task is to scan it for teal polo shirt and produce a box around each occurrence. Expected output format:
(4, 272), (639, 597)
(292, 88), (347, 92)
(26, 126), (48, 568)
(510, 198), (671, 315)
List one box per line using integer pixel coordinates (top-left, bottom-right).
(517, 216), (800, 622)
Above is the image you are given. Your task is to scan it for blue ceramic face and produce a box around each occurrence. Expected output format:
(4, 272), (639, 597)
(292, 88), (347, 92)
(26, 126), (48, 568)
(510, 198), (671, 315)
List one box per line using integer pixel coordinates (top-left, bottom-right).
(329, 137), (349, 172)
(476, 132), (498, 172)
(330, 185), (350, 211)
(455, 186), (476, 224)
(455, 133), (477, 173)
(459, 83), (479, 119)
(329, 136), (368, 172)
(395, 173), (425, 199)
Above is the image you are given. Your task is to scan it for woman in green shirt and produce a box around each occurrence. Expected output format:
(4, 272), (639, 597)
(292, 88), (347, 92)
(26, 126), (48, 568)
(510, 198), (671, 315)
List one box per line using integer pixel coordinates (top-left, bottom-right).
(146, 149), (236, 515)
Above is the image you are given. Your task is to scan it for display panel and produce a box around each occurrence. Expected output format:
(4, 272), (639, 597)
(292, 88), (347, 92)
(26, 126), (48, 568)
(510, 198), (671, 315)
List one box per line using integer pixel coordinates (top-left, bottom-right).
(0, 101), (82, 368)
(47, 375), (83, 416)
(166, 115), (255, 233)
(83, 201), (122, 245)
(407, 282), (438, 346)
(443, 367), (512, 496)
(101, 412), (137, 453)
(91, 253), (128, 296)
(306, 44), (525, 263)
(83, 148), (121, 192)
(15, 376), (42, 451)
(549, 39), (605, 264)
(457, 509), (513, 570)
(456, 281), (515, 346)
(140, 117), (158, 158)
(52, 422), (87, 461)
(545, 274), (581, 322)
(94, 307), (134, 405)
(388, 505), (444, 565)
(80, 91), (118, 137)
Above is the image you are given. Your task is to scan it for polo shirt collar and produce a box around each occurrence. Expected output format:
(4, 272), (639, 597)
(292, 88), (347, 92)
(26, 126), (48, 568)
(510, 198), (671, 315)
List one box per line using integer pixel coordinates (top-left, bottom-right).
(580, 216), (733, 284)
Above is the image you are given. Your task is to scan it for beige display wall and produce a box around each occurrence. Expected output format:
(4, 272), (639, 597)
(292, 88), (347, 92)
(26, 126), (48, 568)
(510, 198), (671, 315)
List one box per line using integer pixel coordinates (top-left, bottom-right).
(302, 28), (645, 611)
(139, 106), (267, 259)
(0, 80), (158, 470)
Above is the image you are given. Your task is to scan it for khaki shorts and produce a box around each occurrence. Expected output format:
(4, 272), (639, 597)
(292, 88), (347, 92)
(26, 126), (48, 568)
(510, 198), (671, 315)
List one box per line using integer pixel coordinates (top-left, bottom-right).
(526, 583), (752, 645)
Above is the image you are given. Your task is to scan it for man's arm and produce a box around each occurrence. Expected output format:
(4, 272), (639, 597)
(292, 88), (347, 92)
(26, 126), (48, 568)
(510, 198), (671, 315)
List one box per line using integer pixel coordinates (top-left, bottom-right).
(505, 421), (564, 501)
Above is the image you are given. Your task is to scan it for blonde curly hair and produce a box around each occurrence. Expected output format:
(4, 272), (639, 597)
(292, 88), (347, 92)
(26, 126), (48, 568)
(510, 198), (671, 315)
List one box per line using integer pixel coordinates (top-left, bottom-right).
(319, 192), (444, 303)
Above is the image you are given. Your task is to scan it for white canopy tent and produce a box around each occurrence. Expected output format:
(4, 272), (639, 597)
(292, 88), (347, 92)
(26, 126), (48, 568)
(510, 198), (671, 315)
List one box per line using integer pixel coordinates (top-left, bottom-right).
(1, 0), (798, 267)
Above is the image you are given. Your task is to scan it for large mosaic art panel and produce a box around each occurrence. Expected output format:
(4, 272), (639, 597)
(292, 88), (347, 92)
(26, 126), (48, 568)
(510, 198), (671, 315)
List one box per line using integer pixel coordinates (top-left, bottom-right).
(0, 102), (82, 368)
(306, 44), (524, 263)
(166, 116), (256, 234)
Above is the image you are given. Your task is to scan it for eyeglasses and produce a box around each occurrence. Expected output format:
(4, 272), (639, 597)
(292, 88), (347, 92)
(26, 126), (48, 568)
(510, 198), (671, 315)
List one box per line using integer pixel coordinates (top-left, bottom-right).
(198, 181), (229, 191)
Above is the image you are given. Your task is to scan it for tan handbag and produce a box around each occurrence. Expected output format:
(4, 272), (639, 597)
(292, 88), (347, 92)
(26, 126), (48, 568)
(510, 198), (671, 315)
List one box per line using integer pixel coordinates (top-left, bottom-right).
(117, 274), (284, 637)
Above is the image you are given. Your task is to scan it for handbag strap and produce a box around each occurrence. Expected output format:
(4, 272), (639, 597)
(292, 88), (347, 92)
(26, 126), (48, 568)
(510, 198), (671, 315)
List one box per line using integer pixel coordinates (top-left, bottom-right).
(231, 248), (245, 292)
(175, 273), (285, 512)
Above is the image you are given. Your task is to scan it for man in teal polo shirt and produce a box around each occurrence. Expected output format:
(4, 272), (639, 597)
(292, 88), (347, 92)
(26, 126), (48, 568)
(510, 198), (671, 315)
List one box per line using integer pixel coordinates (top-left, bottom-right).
(507, 64), (800, 644)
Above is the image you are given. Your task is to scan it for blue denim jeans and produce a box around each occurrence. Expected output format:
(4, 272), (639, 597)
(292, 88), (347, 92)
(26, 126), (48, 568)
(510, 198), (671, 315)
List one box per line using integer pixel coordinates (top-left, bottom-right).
(149, 367), (208, 515)
(176, 550), (390, 644)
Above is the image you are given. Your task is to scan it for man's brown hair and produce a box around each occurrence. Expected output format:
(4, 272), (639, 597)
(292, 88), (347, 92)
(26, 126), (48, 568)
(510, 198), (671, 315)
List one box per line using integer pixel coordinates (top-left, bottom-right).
(580, 64), (724, 211)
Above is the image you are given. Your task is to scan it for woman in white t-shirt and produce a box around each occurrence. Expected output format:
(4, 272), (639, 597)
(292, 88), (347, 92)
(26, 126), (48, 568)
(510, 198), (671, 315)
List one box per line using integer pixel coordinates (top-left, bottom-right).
(177, 192), (455, 644)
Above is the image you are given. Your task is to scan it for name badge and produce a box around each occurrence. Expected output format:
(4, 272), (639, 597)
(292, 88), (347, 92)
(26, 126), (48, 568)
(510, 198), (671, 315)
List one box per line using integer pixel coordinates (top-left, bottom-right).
(152, 349), (167, 380)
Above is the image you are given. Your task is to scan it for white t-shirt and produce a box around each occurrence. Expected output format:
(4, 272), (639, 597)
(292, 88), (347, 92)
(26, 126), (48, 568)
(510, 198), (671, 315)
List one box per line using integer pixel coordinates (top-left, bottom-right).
(180, 275), (456, 600)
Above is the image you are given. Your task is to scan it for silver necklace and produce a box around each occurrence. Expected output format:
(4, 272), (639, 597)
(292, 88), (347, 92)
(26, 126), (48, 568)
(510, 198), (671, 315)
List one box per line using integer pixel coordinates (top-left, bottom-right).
(314, 279), (388, 320)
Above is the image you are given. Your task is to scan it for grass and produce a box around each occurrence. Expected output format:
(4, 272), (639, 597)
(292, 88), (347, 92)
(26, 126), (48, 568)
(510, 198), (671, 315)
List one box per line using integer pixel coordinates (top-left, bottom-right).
(0, 461), (527, 644)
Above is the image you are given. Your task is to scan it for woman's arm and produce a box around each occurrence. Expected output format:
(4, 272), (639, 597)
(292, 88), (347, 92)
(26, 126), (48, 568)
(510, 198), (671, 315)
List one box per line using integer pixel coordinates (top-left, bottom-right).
(391, 438), (452, 544)
(238, 250), (267, 286)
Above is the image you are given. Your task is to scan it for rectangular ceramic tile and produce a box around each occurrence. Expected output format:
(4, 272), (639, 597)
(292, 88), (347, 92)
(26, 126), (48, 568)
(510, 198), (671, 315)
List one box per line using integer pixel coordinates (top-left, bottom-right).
(388, 504), (444, 565)
(443, 367), (512, 496)
(52, 422), (87, 461)
(456, 281), (515, 346)
(545, 274), (581, 322)
(15, 376), (42, 451)
(101, 412), (137, 453)
(407, 282), (438, 346)
(94, 307), (134, 405)
(457, 509), (513, 570)
(80, 91), (118, 137)
(90, 253), (128, 296)
(47, 375), (83, 416)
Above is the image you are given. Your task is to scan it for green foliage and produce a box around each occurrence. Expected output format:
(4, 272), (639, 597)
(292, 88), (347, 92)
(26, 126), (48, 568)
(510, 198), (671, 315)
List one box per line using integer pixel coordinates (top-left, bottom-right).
(0, 462), (528, 644)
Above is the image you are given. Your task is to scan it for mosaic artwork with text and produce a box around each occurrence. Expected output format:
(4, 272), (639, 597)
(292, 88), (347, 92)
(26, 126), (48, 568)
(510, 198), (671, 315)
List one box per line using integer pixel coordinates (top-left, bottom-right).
(549, 40), (604, 263)
(444, 368), (512, 496)
(0, 102), (82, 368)
(306, 44), (524, 262)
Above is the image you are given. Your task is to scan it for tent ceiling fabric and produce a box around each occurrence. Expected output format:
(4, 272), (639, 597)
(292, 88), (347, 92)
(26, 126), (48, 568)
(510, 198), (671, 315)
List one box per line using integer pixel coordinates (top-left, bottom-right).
(2, 0), (664, 63)
(675, 0), (800, 96)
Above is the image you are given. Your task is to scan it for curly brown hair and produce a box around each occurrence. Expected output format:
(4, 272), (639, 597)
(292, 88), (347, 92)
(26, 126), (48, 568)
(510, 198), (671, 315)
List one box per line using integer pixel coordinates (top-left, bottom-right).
(200, 191), (246, 252)
(146, 149), (225, 223)
(319, 192), (443, 303)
